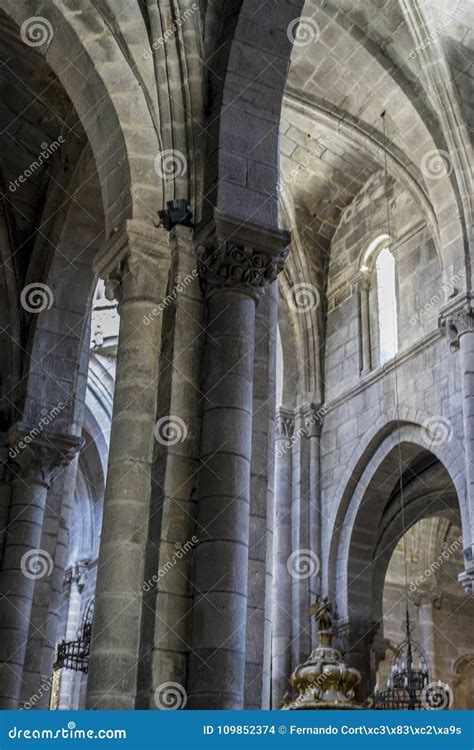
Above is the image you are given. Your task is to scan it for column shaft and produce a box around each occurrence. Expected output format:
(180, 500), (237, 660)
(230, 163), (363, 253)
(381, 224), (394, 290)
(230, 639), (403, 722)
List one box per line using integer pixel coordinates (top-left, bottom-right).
(58, 568), (85, 710)
(186, 218), (289, 709)
(20, 461), (78, 708)
(359, 278), (371, 374)
(0, 433), (79, 709)
(244, 288), (274, 709)
(87, 222), (170, 710)
(262, 282), (278, 709)
(137, 226), (204, 707)
(271, 409), (294, 707)
(188, 290), (256, 709)
(459, 330), (474, 547)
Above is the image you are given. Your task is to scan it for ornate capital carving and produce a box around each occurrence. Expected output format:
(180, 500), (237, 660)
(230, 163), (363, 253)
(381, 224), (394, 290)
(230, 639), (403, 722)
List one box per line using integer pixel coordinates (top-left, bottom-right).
(197, 213), (290, 301)
(198, 241), (288, 300)
(276, 408), (294, 439)
(8, 424), (82, 488)
(439, 293), (474, 351)
(65, 560), (91, 591)
(458, 567), (474, 597)
(298, 402), (324, 438)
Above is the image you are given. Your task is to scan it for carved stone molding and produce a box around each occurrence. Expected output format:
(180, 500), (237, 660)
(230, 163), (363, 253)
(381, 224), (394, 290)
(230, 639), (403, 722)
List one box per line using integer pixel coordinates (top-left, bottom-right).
(439, 293), (474, 351)
(458, 568), (474, 597)
(198, 241), (289, 300)
(298, 402), (324, 438)
(276, 407), (295, 439)
(357, 271), (371, 293)
(65, 560), (91, 591)
(8, 424), (82, 488)
(93, 219), (170, 305)
(196, 212), (290, 301)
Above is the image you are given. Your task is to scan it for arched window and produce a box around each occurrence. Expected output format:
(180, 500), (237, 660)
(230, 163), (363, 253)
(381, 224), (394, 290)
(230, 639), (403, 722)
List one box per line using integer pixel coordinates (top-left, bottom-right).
(359, 235), (398, 372)
(375, 246), (398, 364)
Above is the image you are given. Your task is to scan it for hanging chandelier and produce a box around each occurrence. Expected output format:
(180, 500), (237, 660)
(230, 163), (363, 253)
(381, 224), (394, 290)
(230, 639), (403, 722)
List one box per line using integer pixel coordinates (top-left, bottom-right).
(373, 608), (430, 709)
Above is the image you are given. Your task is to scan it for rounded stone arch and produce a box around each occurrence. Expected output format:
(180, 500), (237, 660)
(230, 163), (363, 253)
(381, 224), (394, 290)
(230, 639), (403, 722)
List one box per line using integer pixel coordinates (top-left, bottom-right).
(325, 415), (468, 622)
(1, 2), (160, 235)
(370, 490), (460, 626)
(278, 190), (322, 404)
(20, 147), (105, 437)
(452, 654), (474, 710)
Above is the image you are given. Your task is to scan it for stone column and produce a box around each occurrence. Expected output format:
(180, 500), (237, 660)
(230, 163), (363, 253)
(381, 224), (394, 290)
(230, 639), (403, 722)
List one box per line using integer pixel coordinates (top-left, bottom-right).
(359, 274), (371, 374)
(187, 216), (289, 709)
(301, 403), (323, 648)
(136, 224), (204, 708)
(0, 436), (11, 566)
(58, 563), (87, 710)
(271, 408), (294, 708)
(244, 287), (275, 709)
(0, 428), (80, 709)
(440, 296), (474, 591)
(262, 282), (278, 709)
(20, 459), (79, 709)
(413, 589), (441, 674)
(339, 619), (382, 702)
(86, 220), (171, 710)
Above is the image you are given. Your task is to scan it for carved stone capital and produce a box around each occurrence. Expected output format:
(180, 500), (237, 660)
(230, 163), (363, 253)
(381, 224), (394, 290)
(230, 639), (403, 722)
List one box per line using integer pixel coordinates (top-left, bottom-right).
(276, 407), (295, 439)
(439, 293), (474, 351)
(411, 588), (442, 609)
(8, 424), (82, 488)
(458, 567), (474, 597)
(65, 560), (91, 591)
(197, 213), (290, 301)
(298, 402), (324, 438)
(93, 219), (170, 305)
